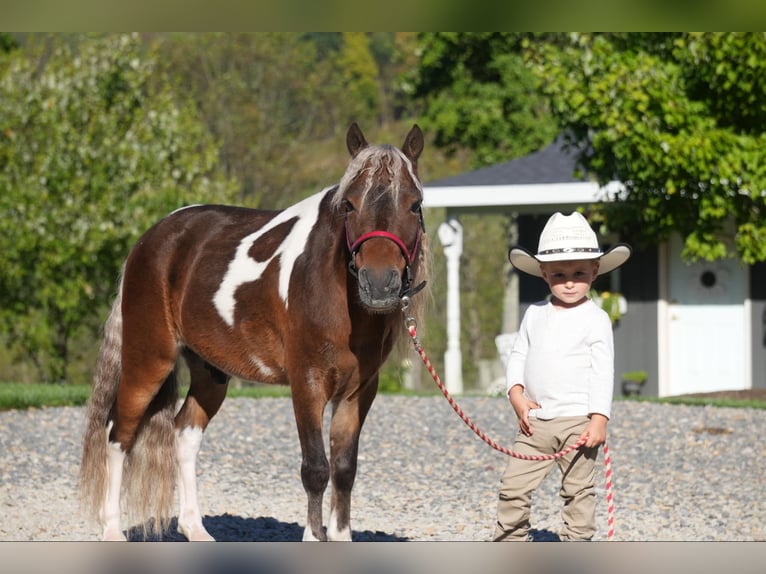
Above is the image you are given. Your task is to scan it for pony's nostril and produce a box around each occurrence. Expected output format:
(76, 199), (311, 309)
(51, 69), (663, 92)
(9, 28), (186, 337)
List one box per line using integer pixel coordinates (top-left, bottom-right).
(356, 267), (401, 307)
(386, 269), (400, 291)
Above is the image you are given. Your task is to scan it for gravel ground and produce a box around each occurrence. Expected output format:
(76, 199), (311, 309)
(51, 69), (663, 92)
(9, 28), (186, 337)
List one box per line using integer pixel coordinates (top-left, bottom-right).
(1, 395), (764, 542)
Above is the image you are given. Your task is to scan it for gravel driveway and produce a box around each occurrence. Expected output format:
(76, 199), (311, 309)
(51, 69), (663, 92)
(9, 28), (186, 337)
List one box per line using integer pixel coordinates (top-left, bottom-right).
(1, 395), (764, 541)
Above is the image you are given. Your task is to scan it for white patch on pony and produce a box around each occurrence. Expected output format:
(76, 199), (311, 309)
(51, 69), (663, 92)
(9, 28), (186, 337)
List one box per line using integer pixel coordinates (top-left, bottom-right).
(250, 355), (276, 378)
(175, 427), (215, 541)
(213, 189), (328, 326)
(326, 508), (351, 541)
(302, 527), (321, 542)
(168, 204), (203, 216)
(102, 422), (127, 541)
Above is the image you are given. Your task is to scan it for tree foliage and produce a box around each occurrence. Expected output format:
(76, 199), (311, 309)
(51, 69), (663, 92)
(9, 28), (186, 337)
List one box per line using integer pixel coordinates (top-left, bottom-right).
(155, 33), (337, 208)
(0, 34), (237, 382)
(337, 33), (381, 127)
(410, 32), (559, 167)
(0, 32), (19, 54)
(155, 33), (419, 209)
(527, 32), (766, 263)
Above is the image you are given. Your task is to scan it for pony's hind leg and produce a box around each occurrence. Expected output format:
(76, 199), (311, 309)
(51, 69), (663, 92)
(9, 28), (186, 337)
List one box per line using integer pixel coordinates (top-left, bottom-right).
(327, 379), (378, 541)
(104, 359), (178, 540)
(174, 350), (230, 541)
(102, 421), (127, 541)
(100, 273), (182, 539)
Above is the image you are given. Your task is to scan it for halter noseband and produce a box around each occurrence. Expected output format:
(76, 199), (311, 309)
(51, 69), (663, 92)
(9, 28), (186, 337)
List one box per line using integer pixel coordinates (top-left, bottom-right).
(348, 229), (419, 266)
(345, 215), (426, 299)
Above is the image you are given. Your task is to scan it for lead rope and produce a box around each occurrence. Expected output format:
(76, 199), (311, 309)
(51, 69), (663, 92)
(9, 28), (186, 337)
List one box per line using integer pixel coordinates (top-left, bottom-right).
(401, 300), (615, 541)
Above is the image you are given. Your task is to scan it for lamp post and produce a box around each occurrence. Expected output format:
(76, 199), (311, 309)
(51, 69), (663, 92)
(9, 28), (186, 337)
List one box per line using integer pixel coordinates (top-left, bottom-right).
(438, 217), (463, 394)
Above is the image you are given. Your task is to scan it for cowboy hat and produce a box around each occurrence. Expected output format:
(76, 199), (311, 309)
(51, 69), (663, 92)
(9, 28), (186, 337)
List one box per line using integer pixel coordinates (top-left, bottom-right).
(508, 212), (631, 278)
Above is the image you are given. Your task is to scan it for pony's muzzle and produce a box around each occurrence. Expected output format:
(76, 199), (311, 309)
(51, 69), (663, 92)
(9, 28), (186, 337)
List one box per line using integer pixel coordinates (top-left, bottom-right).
(357, 267), (402, 310)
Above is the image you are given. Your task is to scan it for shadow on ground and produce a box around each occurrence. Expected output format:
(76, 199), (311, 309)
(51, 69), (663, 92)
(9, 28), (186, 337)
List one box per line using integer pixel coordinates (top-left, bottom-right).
(127, 514), (409, 542)
(529, 528), (561, 542)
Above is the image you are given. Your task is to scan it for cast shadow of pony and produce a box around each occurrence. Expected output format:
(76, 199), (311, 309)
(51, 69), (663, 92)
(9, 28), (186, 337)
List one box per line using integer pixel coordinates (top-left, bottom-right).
(127, 514), (409, 542)
(530, 528), (561, 542)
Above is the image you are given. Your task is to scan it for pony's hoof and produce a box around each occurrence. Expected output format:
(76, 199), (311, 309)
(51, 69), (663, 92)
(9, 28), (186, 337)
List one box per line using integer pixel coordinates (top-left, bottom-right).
(190, 532), (216, 542)
(102, 528), (127, 541)
(302, 526), (327, 541)
(179, 524), (216, 542)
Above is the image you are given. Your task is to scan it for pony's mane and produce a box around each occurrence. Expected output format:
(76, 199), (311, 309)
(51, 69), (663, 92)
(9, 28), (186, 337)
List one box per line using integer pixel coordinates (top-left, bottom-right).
(333, 144), (422, 211)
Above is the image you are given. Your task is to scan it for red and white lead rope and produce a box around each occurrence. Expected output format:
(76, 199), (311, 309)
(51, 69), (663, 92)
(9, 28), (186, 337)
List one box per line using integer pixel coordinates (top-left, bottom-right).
(404, 318), (615, 541)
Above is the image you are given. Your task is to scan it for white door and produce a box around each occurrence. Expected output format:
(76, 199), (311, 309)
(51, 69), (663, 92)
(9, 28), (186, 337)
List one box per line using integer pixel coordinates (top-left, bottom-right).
(666, 234), (749, 396)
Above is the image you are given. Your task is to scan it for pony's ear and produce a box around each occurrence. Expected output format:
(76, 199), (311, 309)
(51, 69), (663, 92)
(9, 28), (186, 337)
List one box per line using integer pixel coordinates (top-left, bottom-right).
(346, 122), (368, 158)
(402, 124), (424, 164)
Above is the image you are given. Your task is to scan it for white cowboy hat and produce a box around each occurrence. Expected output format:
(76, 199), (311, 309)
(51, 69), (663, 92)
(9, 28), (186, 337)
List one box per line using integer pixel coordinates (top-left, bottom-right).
(508, 212), (631, 278)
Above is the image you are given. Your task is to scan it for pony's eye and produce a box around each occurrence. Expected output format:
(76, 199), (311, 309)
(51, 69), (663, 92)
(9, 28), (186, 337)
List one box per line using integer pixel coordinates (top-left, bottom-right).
(342, 199), (355, 213)
(410, 200), (422, 213)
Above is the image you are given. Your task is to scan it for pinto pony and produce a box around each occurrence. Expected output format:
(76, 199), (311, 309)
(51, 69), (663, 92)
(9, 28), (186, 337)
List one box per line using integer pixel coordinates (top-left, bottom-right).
(80, 123), (428, 541)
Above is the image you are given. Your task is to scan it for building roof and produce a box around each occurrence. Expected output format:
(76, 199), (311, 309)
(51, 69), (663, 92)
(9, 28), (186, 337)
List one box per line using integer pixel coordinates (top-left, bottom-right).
(426, 137), (585, 187)
(422, 136), (621, 212)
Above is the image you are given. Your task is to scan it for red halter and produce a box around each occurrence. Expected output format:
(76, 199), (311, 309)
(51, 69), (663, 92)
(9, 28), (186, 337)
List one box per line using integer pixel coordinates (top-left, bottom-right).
(345, 216), (425, 298)
(346, 228), (420, 265)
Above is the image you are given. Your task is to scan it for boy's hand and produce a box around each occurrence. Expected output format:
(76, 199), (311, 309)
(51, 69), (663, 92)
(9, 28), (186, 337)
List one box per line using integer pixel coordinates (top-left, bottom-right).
(580, 414), (608, 448)
(509, 385), (540, 436)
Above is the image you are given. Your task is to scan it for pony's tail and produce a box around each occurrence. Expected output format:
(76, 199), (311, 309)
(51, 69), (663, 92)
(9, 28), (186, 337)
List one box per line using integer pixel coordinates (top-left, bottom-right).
(79, 273), (180, 539)
(122, 366), (179, 539)
(79, 275), (125, 524)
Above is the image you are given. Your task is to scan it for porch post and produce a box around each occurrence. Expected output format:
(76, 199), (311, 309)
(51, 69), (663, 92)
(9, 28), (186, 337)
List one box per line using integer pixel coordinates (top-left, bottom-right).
(438, 216), (464, 394)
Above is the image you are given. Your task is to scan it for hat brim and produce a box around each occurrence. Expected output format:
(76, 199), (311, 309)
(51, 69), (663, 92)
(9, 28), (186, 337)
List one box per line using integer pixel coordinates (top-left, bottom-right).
(508, 243), (632, 278)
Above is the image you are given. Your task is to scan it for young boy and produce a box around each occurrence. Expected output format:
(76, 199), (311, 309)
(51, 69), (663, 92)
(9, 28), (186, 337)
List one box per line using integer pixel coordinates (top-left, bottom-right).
(493, 211), (631, 542)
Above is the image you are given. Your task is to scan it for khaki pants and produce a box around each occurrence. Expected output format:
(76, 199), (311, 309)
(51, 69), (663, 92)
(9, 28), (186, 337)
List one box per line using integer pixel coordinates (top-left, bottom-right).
(493, 416), (598, 541)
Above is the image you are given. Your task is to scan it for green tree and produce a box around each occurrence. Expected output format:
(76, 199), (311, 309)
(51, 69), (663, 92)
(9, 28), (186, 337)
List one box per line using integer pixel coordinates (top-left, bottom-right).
(411, 32), (559, 167)
(0, 33), (237, 382)
(527, 32), (766, 263)
(155, 33), (415, 210)
(155, 33), (336, 208)
(0, 32), (19, 54)
(336, 33), (381, 127)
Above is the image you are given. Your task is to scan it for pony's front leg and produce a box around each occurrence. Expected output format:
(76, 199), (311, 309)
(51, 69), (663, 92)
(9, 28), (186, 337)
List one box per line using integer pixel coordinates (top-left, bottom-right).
(101, 424), (127, 541)
(292, 390), (330, 541)
(327, 428), (357, 541)
(327, 382), (377, 542)
(299, 433), (330, 541)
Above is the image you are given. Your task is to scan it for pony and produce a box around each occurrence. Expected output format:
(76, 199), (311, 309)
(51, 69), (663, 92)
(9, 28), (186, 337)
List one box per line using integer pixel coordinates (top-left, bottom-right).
(79, 123), (428, 541)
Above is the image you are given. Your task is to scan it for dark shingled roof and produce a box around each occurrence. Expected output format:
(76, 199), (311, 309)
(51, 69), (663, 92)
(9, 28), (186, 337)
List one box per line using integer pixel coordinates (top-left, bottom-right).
(425, 137), (586, 187)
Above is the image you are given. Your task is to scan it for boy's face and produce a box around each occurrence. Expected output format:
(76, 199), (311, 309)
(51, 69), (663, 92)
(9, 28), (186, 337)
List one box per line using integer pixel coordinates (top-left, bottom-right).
(539, 259), (599, 307)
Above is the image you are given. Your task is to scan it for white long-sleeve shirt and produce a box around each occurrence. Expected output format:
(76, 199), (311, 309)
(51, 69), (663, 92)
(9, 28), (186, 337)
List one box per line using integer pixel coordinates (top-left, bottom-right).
(505, 299), (614, 420)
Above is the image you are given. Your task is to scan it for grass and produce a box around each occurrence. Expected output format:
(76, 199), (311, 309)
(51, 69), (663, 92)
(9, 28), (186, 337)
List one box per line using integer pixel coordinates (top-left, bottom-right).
(620, 394), (766, 410)
(1, 383), (765, 411)
(0, 383), (93, 410)
(0, 382), (292, 411)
